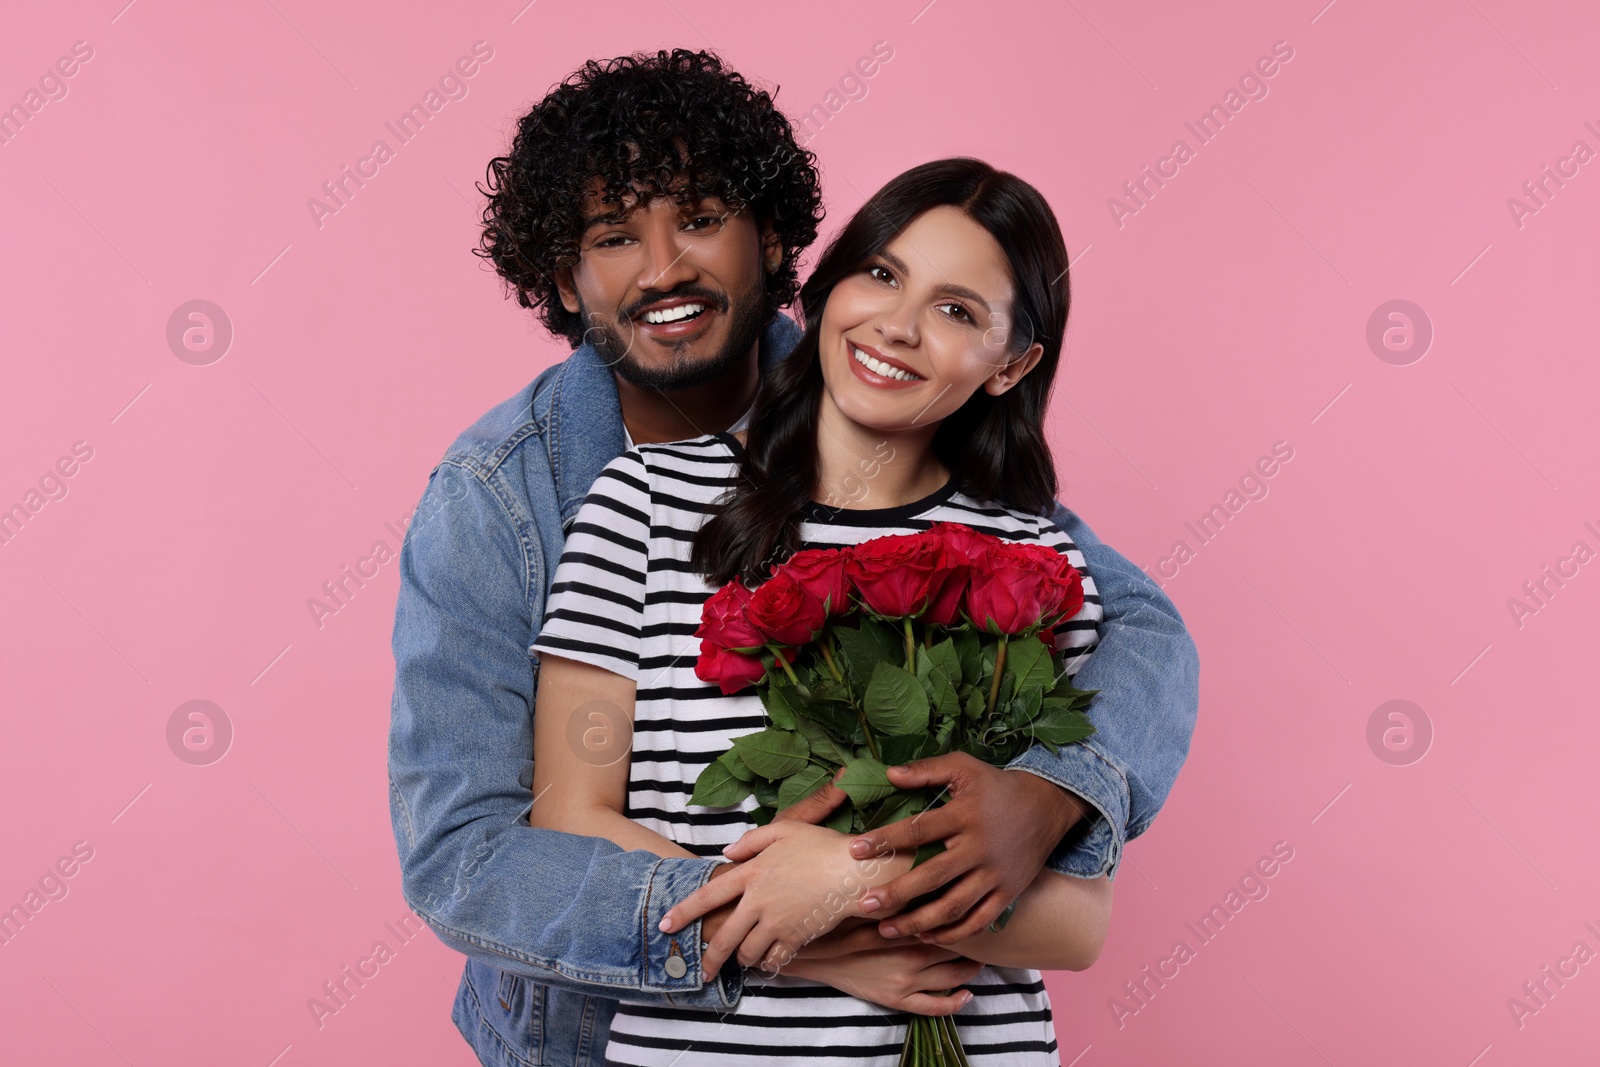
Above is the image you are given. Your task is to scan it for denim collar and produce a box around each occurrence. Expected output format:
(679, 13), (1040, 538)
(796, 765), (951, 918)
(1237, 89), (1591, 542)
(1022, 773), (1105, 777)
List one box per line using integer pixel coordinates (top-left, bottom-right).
(549, 312), (803, 523)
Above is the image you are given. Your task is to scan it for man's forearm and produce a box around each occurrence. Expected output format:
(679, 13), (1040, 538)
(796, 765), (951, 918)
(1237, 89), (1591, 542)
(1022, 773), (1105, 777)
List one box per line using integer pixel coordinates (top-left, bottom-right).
(390, 457), (743, 1008)
(1008, 502), (1200, 879)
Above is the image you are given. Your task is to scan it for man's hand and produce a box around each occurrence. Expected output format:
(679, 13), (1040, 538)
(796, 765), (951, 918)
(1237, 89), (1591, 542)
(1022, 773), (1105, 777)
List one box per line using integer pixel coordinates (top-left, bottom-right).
(846, 752), (1088, 944)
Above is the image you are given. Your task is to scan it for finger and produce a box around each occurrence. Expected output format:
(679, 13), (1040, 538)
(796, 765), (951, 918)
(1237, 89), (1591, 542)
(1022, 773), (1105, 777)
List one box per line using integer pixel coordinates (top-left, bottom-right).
(701, 903), (759, 982)
(718, 822), (784, 862)
(849, 804), (959, 861)
(883, 751), (978, 789)
(879, 869), (991, 941)
(660, 867), (746, 934)
(917, 886), (1014, 945)
(860, 849), (966, 918)
(898, 988), (976, 1017)
(735, 919), (783, 970)
(917, 957), (987, 991)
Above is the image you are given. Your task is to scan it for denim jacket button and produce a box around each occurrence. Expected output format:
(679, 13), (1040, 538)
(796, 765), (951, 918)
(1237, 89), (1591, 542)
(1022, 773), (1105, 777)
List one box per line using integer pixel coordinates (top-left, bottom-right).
(664, 954), (687, 979)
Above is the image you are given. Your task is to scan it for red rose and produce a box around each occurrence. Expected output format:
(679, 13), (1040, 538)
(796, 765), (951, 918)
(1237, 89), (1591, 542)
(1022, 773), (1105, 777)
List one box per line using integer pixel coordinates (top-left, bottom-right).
(748, 570), (828, 646)
(776, 547), (851, 618)
(845, 530), (968, 621)
(965, 542), (1085, 635)
(696, 581), (765, 653)
(694, 643), (767, 695)
(930, 521), (1004, 563)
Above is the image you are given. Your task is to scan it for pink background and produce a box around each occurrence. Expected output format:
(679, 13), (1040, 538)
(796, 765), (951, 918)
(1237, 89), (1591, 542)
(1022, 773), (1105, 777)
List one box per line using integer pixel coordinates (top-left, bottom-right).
(3, 0), (1597, 1063)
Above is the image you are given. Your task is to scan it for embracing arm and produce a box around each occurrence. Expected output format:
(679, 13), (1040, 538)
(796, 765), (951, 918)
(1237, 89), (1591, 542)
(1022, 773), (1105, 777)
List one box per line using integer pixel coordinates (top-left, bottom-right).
(528, 655), (692, 859)
(388, 454), (737, 1008)
(938, 868), (1112, 971)
(1006, 502), (1200, 878)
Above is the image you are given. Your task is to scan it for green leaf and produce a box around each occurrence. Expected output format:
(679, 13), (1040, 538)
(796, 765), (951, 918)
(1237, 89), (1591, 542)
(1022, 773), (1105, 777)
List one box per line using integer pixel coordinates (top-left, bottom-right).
(837, 758), (898, 807)
(763, 684), (798, 730)
(864, 789), (929, 831)
(778, 763), (833, 808)
(878, 732), (926, 767)
(824, 801), (856, 834)
(750, 804), (777, 826)
(750, 776), (780, 807)
(1027, 707), (1097, 747)
(953, 628), (982, 682)
(732, 729), (810, 778)
(922, 639), (963, 685)
(689, 758), (753, 807)
(1004, 636), (1055, 694)
(793, 713), (851, 765)
(832, 625), (889, 687)
(963, 687), (987, 722)
(864, 662), (930, 736)
(912, 840), (946, 868)
(923, 667), (961, 722)
(716, 748), (754, 782)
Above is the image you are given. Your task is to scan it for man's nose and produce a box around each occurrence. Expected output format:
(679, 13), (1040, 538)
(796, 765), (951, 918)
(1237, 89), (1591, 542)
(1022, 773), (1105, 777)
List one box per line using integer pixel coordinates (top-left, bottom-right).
(637, 230), (697, 293)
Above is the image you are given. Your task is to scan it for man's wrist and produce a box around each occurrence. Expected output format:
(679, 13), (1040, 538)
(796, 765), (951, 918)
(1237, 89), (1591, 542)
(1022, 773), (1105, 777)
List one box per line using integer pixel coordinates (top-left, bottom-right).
(1009, 768), (1088, 840)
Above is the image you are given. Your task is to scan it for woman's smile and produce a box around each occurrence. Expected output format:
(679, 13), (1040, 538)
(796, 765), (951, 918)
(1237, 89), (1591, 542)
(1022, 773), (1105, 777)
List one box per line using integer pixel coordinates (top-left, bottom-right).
(844, 338), (925, 388)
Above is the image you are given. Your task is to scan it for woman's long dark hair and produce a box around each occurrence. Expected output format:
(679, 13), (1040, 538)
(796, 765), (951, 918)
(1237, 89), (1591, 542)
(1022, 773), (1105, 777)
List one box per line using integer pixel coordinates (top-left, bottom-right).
(691, 157), (1071, 586)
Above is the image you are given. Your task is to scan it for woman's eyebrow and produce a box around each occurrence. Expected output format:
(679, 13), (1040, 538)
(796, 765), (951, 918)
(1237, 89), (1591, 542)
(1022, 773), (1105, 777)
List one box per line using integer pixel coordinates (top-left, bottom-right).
(878, 248), (995, 312)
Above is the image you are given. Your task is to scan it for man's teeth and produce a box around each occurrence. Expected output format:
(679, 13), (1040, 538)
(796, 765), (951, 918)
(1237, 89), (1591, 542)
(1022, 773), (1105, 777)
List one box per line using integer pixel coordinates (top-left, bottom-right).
(851, 345), (921, 381)
(642, 303), (706, 324)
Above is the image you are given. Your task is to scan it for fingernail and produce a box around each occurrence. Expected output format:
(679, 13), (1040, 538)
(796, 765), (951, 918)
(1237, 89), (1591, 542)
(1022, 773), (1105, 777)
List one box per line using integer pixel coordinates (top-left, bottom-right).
(961, 991), (973, 1006)
(659, 918), (673, 932)
(702, 968), (711, 982)
(721, 843), (734, 854)
(881, 925), (899, 937)
(860, 896), (879, 913)
(850, 840), (870, 856)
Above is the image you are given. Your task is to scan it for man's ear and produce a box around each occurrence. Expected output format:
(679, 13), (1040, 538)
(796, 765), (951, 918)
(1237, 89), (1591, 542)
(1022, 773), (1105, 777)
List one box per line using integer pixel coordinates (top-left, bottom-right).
(985, 341), (1045, 396)
(759, 218), (783, 273)
(554, 266), (581, 314)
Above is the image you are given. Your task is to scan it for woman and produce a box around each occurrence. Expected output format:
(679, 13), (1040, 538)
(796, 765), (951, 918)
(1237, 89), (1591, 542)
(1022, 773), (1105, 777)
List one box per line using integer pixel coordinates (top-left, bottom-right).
(529, 158), (1112, 1066)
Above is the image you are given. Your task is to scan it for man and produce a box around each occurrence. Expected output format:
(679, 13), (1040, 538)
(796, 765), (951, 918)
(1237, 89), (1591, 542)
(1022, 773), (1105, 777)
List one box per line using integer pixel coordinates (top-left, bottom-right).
(388, 49), (1198, 1067)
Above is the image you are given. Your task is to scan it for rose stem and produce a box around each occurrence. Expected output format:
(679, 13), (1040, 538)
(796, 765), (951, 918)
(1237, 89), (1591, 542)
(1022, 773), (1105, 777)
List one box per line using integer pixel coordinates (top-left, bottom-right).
(985, 635), (1009, 716)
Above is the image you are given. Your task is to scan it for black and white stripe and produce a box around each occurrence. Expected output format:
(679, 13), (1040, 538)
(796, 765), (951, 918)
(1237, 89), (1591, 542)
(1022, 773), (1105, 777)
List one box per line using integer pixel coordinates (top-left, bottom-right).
(532, 433), (1099, 1067)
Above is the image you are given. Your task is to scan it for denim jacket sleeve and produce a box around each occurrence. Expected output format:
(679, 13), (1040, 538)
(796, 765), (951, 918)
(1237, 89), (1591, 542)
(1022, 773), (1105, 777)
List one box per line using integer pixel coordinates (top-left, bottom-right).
(1004, 502), (1200, 880)
(387, 454), (742, 1008)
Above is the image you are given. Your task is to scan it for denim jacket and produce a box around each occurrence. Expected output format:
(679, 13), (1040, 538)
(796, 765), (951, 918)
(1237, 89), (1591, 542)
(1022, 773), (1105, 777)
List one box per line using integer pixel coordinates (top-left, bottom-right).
(388, 314), (1199, 1066)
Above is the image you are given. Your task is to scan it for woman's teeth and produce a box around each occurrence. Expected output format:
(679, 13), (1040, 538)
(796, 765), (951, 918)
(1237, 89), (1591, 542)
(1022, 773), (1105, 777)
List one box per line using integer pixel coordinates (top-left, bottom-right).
(851, 345), (922, 381)
(642, 303), (706, 324)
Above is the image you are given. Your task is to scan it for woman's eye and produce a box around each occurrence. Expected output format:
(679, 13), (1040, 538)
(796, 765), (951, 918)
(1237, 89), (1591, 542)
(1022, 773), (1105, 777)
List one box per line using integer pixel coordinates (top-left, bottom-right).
(685, 215), (723, 231)
(938, 302), (973, 323)
(866, 265), (896, 285)
(593, 234), (631, 249)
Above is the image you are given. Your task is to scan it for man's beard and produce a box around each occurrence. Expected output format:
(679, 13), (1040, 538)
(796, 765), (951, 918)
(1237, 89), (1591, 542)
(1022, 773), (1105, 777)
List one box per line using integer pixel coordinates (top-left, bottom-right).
(586, 277), (768, 392)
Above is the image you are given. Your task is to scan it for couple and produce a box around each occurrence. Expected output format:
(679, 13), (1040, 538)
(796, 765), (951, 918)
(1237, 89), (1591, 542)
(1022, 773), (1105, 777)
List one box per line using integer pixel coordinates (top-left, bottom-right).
(388, 49), (1199, 1067)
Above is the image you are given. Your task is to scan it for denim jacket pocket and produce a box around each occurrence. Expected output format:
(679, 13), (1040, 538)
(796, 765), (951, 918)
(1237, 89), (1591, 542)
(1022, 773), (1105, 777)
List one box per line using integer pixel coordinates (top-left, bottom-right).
(458, 958), (547, 1066)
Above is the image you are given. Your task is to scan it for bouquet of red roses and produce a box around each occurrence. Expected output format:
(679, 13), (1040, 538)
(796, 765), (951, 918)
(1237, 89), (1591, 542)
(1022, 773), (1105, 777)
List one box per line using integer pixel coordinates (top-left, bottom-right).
(688, 521), (1098, 1066)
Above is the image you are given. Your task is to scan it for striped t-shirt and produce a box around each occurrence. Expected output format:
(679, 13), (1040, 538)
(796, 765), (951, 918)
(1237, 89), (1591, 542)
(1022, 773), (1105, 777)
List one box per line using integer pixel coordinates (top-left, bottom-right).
(531, 433), (1102, 1067)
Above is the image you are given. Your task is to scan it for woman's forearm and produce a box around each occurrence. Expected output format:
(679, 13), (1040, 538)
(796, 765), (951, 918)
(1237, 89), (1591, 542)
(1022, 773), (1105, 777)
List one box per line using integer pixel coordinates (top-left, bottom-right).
(531, 803), (697, 861)
(938, 869), (1112, 971)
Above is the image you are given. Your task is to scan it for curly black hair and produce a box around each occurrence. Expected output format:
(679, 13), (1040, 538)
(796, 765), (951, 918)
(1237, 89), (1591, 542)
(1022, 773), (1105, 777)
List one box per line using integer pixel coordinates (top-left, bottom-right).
(474, 49), (824, 347)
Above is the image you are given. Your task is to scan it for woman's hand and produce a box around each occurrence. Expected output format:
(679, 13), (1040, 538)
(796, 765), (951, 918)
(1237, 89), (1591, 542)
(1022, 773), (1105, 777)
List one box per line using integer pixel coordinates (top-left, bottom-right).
(775, 939), (983, 1017)
(659, 821), (914, 981)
